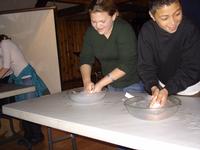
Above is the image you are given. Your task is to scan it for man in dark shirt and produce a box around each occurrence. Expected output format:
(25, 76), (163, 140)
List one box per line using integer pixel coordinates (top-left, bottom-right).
(137, 0), (200, 108)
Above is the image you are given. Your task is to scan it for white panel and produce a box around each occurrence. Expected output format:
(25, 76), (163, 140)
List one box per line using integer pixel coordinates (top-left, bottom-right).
(0, 8), (61, 94)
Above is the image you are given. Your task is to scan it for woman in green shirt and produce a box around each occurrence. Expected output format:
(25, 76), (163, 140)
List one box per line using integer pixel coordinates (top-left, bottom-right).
(80, 0), (144, 93)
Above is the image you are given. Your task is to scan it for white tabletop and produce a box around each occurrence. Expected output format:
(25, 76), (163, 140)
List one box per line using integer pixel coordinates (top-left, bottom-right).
(2, 91), (200, 150)
(0, 83), (35, 99)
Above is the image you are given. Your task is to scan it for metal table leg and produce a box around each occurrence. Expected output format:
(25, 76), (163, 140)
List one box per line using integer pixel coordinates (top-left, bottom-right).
(47, 127), (77, 150)
(47, 127), (53, 150)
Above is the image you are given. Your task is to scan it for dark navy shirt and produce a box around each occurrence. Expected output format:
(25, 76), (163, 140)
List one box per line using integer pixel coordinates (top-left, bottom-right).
(138, 17), (200, 94)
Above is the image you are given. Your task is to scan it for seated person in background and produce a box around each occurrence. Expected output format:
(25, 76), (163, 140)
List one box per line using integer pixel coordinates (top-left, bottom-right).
(0, 57), (12, 81)
(0, 34), (49, 145)
(0, 56), (13, 137)
(80, 0), (144, 93)
(137, 0), (200, 108)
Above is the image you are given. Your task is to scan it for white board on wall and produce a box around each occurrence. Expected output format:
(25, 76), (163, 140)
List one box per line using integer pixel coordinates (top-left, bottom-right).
(0, 7), (61, 94)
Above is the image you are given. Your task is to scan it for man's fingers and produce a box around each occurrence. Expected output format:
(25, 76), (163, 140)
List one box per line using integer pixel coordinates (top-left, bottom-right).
(150, 95), (157, 108)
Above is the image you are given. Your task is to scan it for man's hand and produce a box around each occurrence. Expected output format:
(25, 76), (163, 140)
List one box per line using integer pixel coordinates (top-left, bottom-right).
(150, 86), (168, 108)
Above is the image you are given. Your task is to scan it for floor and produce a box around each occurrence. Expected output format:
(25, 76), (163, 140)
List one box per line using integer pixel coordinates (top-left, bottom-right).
(0, 125), (118, 150)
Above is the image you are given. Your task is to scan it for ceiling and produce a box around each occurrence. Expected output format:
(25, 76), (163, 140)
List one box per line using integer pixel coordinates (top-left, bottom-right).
(45, 0), (149, 19)
(0, 0), (149, 20)
(48, 0), (130, 4)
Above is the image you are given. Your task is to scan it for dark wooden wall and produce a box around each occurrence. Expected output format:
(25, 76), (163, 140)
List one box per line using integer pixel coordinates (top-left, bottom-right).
(56, 17), (90, 83)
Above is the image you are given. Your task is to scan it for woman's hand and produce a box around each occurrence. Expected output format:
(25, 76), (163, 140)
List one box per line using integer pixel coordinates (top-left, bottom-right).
(93, 82), (104, 93)
(83, 81), (95, 93)
(150, 86), (168, 108)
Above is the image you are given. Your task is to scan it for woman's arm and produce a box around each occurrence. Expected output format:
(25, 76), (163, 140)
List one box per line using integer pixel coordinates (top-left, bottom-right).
(80, 64), (94, 92)
(93, 68), (125, 92)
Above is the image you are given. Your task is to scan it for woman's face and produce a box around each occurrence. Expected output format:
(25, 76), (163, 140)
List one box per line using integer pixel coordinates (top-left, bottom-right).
(90, 11), (116, 37)
(150, 1), (182, 33)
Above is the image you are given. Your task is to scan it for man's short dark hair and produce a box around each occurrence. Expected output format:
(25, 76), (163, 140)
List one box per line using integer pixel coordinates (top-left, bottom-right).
(149, 0), (180, 14)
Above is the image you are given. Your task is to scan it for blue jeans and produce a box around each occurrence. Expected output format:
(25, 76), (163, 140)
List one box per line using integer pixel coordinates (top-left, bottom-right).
(17, 77), (44, 140)
(15, 76), (37, 102)
(107, 81), (144, 93)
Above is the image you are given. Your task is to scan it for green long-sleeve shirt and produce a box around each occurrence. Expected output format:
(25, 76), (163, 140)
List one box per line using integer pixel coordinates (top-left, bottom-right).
(80, 18), (139, 88)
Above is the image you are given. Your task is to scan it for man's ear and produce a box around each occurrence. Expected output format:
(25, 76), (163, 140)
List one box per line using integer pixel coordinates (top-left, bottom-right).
(149, 11), (156, 21)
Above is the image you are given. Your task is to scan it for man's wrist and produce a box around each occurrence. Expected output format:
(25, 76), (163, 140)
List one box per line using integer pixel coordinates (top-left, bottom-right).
(161, 88), (168, 95)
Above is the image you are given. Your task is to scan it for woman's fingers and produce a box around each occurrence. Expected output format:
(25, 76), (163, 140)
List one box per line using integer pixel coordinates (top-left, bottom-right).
(84, 82), (95, 93)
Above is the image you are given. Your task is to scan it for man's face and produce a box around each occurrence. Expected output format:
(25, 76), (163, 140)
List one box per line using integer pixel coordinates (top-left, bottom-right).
(90, 11), (116, 37)
(150, 1), (183, 33)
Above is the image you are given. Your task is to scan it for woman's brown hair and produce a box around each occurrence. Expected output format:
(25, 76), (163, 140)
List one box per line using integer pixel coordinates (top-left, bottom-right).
(88, 0), (118, 16)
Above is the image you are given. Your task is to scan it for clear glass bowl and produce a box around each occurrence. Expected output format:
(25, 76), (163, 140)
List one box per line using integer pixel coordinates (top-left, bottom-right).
(124, 95), (181, 121)
(68, 87), (106, 105)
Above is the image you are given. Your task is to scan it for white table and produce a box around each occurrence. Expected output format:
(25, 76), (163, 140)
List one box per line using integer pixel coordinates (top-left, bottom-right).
(0, 83), (35, 99)
(2, 91), (200, 150)
(0, 83), (35, 145)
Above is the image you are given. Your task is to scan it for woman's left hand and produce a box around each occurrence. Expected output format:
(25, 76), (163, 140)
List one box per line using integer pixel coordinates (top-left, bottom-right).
(93, 83), (104, 93)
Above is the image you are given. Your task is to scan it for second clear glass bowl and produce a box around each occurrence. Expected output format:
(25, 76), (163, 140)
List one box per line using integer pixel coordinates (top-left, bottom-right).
(124, 95), (181, 121)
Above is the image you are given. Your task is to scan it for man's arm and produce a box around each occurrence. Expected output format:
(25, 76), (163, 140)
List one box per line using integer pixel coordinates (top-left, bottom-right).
(137, 26), (159, 94)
